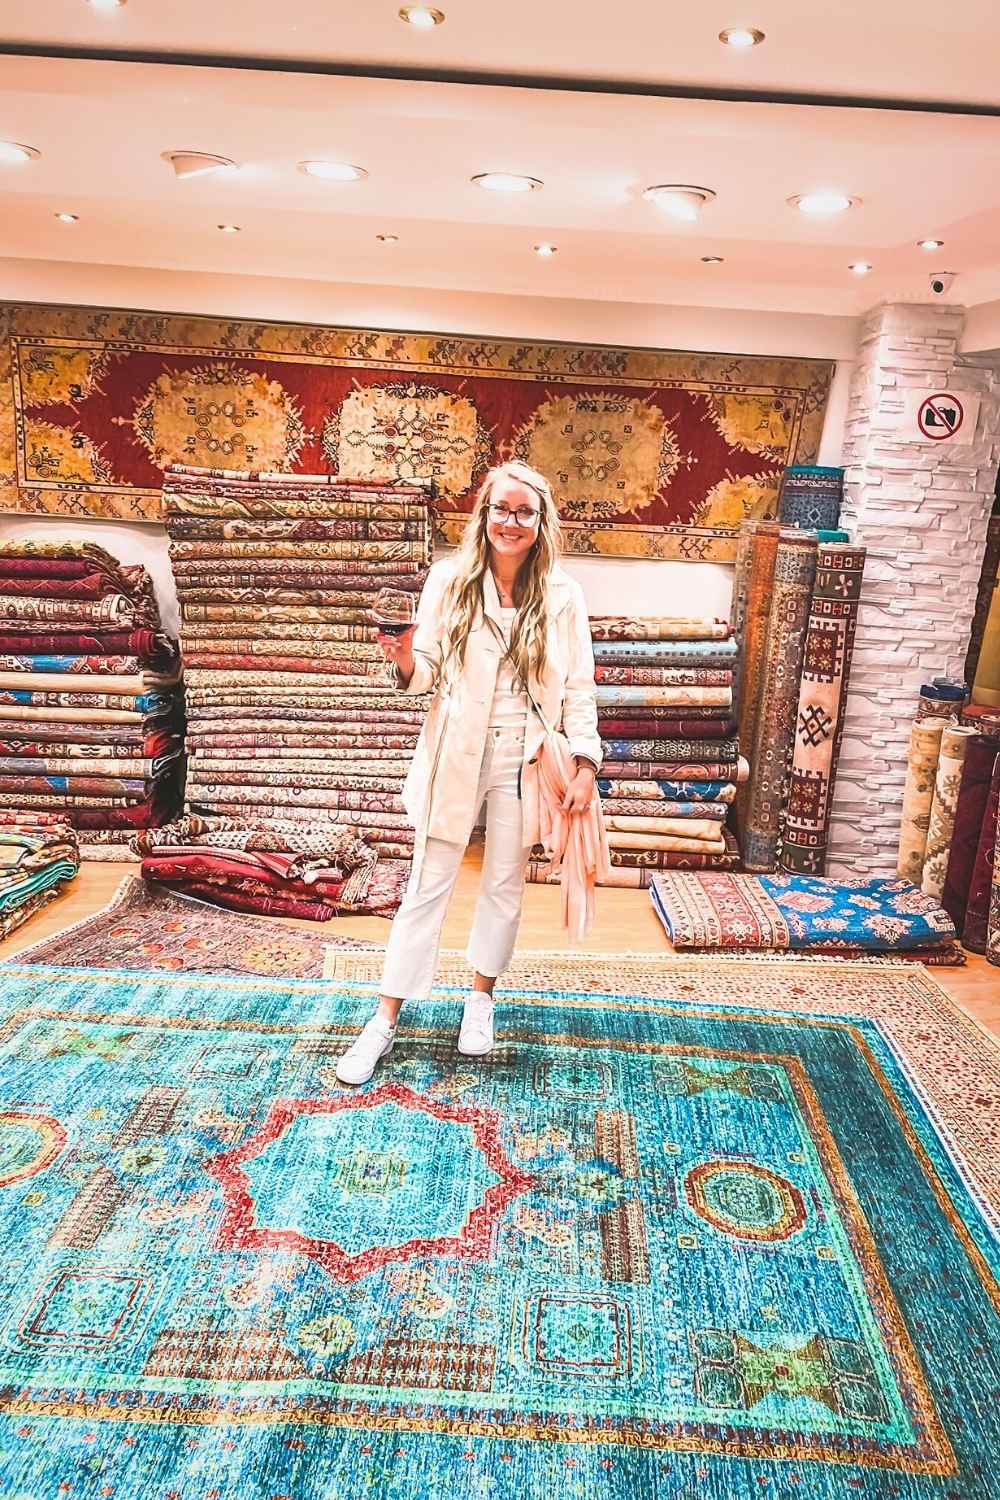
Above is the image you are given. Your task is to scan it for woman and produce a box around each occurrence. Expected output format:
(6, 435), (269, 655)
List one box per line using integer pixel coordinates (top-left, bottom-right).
(336, 460), (602, 1085)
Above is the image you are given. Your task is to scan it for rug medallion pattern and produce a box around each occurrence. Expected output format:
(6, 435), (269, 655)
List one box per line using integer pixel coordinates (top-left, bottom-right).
(0, 965), (996, 1498)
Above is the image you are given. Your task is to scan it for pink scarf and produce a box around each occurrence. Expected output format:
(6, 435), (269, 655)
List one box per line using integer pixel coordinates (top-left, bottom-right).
(522, 731), (611, 941)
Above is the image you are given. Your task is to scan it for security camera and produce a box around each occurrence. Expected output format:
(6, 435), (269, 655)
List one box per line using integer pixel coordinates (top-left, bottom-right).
(929, 271), (957, 296)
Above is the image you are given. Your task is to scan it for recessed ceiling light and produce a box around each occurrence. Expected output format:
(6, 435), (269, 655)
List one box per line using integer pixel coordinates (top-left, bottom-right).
(789, 192), (859, 215)
(399, 4), (444, 25)
(642, 185), (716, 222)
(0, 141), (40, 165)
(533, 243), (558, 257)
(917, 238), (944, 251)
(299, 160), (368, 182)
(472, 172), (543, 193)
(55, 212), (79, 224)
(162, 150), (236, 179)
(719, 26), (764, 47)
(701, 255), (725, 264)
(376, 233), (399, 243)
(218, 223), (242, 234)
(849, 261), (873, 275)
(88, 0), (127, 9)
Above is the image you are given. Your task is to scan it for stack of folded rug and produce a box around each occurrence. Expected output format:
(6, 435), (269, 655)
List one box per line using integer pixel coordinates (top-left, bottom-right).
(0, 541), (185, 860)
(135, 815), (408, 920)
(0, 812), (80, 939)
(163, 465), (433, 862)
(534, 616), (744, 889)
(649, 870), (964, 965)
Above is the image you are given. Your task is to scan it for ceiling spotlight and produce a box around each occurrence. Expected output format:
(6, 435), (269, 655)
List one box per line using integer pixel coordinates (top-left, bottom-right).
(789, 191), (858, 215)
(399, 4), (444, 25)
(88, 0), (127, 9)
(701, 255), (725, 264)
(719, 26), (764, 47)
(918, 238), (944, 251)
(0, 142), (40, 165)
(299, 160), (368, 182)
(472, 172), (543, 193)
(643, 184), (716, 222)
(849, 261), (873, 275)
(533, 243), (558, 257)
(55, 212), (79, 223)
(217, 223), (242, 234)
(376, 233), (399, 243)
(163, 150), (236, 179)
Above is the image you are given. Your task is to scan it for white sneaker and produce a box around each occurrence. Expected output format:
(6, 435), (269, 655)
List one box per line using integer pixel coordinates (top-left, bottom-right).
(335, 1015), (396, 1085)
(458, 993), (495, 1057)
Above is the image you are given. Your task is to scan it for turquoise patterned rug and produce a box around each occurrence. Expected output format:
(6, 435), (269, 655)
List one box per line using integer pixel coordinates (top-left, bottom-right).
(0, 963), (997, 1499)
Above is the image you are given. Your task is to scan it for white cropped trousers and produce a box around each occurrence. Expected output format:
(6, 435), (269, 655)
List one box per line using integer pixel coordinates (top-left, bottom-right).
(380, 725), (532, 1002)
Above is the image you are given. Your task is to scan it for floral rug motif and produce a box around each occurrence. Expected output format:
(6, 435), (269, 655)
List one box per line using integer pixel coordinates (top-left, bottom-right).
(649, 872), (957, 952)
(0, 961), (997, 1498)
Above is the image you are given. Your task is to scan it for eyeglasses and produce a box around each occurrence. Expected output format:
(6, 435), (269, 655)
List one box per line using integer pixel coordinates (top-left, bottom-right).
(488, 502), (540, 528)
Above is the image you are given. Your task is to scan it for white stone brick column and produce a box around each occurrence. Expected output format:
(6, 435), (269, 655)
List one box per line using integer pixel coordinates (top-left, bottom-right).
(825, 302), (1000, 877)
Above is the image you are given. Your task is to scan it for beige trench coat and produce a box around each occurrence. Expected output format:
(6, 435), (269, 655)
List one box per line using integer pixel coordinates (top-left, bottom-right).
(399, 558), (602, 875)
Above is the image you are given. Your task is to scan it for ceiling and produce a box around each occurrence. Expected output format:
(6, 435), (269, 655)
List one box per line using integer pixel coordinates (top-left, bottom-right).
(2, 0), (999, 107)
(1, 4), (999, 318)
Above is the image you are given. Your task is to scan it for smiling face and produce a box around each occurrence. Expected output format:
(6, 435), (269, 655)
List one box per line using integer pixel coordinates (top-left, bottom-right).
(484, 474), (542, 571)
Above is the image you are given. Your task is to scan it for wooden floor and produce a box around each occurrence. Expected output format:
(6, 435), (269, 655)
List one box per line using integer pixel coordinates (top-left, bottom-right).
(2, 857), (999, 1040)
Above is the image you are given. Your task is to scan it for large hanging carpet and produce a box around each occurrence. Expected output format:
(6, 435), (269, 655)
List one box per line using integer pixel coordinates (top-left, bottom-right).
(0, 958), (997, 1499)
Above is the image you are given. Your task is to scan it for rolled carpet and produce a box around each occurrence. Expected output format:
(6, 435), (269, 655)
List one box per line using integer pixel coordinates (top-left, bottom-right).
(592, 639), (738, 667)
(589, 617), (730, 641)
(602, 758), (749, 782)
(598, 777), (737, 803)
(961, 751), (1000, 953)
(922, 725), (978, 900)
(602, 815), (725, 839)
(606, 830), (726, 853)
(596, 686), (732, 708)
(896, 716), (949, 883)
(599, 799), (727, 821)
(942, 733), (1000, 933)
(598, 717), (735, 739)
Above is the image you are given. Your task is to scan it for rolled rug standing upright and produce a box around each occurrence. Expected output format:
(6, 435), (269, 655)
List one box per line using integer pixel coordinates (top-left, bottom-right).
(922, 725), (977, 901)
(987, 833), (1000, 967)
(941, 731), (1000, 933)
(741, 529), (818, 872)
(961, 751), (1000, 953)
(896, 716), (948, 884)
(916, 677), (968, 722)
(781, 542), (865, 875)
(733, 520), (781, 743)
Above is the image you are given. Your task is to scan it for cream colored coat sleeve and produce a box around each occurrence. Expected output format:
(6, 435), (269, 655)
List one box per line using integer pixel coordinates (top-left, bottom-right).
(560, 580), (603, 769)
(397, 561), (452, 696)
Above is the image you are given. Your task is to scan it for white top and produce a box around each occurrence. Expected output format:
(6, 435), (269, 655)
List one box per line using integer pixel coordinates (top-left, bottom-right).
(488, 606), (530, 733)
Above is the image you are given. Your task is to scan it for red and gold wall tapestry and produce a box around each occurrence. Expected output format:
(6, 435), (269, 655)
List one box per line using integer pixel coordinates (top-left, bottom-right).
(0, 301), (834, 562)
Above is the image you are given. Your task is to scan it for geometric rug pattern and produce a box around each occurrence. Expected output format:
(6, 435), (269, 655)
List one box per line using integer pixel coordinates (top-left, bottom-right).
(0, 963), (997, 1498)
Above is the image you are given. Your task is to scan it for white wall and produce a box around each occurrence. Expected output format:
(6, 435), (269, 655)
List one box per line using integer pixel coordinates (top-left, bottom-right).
(0, 256), (859, 627)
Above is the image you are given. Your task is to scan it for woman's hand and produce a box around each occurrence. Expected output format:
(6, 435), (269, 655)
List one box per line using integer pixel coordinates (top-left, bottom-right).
(376, 625), (416, 686)
(562, 762), (597, 815)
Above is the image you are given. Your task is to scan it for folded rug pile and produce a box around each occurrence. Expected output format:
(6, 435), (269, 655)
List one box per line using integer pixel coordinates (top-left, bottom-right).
(527, 616), (745, 888)
(0, 542), (184, 858)
(163, 466), (432, 862)
(135, 814), (409, 920)
(649, 870), (964, 964)
(0, 813), (80, 938)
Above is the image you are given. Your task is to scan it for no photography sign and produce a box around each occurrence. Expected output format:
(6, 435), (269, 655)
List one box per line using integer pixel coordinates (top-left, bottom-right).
(901, 389), (980, 444)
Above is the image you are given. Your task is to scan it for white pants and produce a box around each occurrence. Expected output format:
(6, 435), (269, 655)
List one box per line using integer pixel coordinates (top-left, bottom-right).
(380, 725), (531, 1002)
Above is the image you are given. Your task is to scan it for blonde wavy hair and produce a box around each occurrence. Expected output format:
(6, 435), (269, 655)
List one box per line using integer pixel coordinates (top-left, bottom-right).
(439, 460), (562, 691)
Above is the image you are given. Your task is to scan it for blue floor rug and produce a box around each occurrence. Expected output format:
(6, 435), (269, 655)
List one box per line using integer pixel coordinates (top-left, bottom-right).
(0, 960), (997, 1499)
